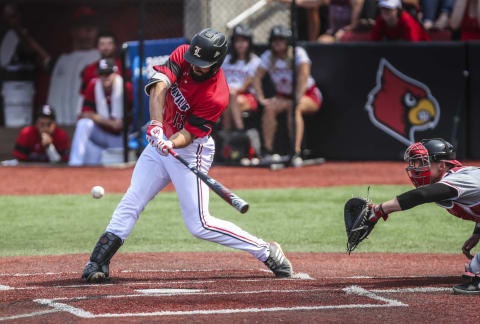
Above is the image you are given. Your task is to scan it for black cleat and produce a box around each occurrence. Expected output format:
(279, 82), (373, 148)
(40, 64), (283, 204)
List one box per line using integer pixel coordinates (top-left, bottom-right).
(453, 272), (480, 295)
(263, 242), (293, 278)
(81, 261), (109, 283)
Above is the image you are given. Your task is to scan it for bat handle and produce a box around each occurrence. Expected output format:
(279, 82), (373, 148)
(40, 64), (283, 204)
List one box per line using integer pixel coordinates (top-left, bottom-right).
(168, 148), (178, 158)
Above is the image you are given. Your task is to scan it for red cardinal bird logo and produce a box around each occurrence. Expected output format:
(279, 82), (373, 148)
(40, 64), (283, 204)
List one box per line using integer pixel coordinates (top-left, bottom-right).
(365, 59), (440, 145)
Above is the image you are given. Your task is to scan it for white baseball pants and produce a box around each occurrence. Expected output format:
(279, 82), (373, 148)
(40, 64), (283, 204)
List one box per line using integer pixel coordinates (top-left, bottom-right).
(69, 118), (123, 166)
(106, 136), (269, 261)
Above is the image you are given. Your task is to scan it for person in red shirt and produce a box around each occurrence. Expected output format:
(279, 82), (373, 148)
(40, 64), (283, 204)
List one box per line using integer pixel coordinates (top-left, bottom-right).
(13, 105), (69, 163)
(81, 28), (292, 283)
(69, 58), (133, 166)
(371, 0), (430, 41)
(80, 31), (125, 95)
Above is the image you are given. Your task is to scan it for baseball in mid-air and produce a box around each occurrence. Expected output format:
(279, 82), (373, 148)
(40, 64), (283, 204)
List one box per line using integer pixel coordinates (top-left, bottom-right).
(91, 186), (105, 199)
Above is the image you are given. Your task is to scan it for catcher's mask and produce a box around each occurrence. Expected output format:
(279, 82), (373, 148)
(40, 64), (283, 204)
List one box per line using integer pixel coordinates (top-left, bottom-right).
(404, 138), (460, 187)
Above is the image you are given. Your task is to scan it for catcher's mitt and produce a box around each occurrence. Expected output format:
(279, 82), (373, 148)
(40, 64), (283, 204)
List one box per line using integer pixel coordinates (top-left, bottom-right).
(344, 197), (376, 254)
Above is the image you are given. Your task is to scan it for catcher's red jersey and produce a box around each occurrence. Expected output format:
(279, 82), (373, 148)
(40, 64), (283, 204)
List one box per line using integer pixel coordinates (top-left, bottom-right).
(145, 44), (229, 138)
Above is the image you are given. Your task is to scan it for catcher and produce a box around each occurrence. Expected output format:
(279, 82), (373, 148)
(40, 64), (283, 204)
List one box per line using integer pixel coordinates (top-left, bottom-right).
(344, 138), (480, 295)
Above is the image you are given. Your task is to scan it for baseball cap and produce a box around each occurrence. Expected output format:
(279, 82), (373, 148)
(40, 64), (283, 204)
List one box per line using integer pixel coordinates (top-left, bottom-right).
(97, 58), (118, 75)
(379, 0), (402, 9)
(36, 105), (56, 121)
(71, 6), (98, 27)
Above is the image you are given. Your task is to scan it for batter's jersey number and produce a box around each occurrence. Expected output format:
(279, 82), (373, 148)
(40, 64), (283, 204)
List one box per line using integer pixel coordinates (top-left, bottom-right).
(173, 112), (185, 130)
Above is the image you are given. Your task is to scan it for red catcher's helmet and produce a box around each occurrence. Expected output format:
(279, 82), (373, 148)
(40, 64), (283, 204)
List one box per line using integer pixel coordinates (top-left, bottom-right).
(404, 138), (462, 187)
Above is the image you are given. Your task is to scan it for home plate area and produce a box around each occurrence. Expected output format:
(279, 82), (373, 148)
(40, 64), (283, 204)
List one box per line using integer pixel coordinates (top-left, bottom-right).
(0, 252), (478, 323)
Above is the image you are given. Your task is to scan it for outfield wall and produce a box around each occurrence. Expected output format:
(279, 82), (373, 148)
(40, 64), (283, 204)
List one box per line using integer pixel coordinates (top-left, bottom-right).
(303, 42), (477, 160)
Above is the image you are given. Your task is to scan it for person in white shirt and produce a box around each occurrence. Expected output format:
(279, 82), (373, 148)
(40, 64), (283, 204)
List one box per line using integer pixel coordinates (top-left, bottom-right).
(253, 25), (323, 163)
(221, 24), (261, 131)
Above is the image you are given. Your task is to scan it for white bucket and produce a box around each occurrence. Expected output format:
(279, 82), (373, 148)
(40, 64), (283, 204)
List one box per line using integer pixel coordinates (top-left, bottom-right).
(2, 81), (35, 127)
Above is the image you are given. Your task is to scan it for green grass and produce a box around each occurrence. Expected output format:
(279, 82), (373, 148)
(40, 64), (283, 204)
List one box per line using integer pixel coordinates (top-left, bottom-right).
(0, 185), (476, 256)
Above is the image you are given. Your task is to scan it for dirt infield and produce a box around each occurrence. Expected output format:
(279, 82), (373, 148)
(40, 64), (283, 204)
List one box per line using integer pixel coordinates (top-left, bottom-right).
(0, 252), (478, 323)
(0, 162), (414, 195)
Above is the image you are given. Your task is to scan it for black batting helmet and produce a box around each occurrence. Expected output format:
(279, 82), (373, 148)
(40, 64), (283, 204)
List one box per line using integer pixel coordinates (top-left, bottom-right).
(184, 28), (228, 70)
(268, 24), (292, 46)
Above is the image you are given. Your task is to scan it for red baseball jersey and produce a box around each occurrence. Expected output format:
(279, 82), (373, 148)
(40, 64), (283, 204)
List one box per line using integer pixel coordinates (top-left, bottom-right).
(80, 58), (125, 95)
(145, 44), (229, 138)
(371, 11), (430, 42)
(13, 126), (70, 162)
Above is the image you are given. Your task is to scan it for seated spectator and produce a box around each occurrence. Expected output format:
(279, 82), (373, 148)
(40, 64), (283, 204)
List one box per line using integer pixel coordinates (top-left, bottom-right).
(253, 25), (323, 165)
(450, 0), (480, 40)
(69, 58), (132, 166)
(318, 0), (366, 43)
(421, 0), (454, 30)
(80, 31), (126, 95)
(402, 0), (421, 19)
(221, 24), (260, 131)
(13, 105), (70, 163)
(280, 0), (330, 41)
(371, 0), (430, 41)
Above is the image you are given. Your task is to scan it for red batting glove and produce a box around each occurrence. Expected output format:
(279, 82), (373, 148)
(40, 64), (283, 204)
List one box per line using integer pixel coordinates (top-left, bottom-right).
(146, 120), (163, 147)
(368, 203), (389, 222)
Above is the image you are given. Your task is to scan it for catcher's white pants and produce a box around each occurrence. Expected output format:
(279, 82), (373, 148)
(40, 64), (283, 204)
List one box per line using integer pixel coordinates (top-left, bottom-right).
(69, 118), (123, 166)
(469, 253), (480, 273)
(106, 136), (269, 261)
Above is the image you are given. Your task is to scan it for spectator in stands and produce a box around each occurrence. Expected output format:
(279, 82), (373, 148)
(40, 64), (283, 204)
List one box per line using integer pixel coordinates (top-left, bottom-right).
(13, 105), (70, 163)
(69, 58), (132, 166)
(221, 24), (260, 131)
(318, 0), (367, 42)
(280, 0), (330, 41)
(253, 25), (322, 165)
(402, 0), (422, 19)
(371, 0), (430, 41)
(47, 7), (100, 125)
(450, 0), (480, 40)
(80, 31), (125, 95)
(421, 0), (455, 30)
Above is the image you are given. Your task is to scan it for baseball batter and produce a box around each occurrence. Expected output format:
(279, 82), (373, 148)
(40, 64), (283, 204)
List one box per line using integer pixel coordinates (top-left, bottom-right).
(367, 138), (480, 295)
(81, 28), (293, 283)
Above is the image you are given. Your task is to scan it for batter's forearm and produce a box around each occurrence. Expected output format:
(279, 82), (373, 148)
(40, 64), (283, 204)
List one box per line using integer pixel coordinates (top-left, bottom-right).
(149, 82), (168, 122)
(169, 128), (194, 149)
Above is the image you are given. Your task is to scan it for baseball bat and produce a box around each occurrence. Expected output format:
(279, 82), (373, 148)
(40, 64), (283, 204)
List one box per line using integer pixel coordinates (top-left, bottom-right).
(168, 149), (249, 214)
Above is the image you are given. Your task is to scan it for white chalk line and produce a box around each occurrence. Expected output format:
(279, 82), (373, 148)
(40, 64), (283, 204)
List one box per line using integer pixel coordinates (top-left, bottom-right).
(0, 309), (59, 322)
(371, 287), (452, 293)
(0, 280), (217, 291)
(36, 288), (332, 302)
(344, 286), (408, 307)
(31, 285), (407, 319)
(0, 284), (14, 290)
